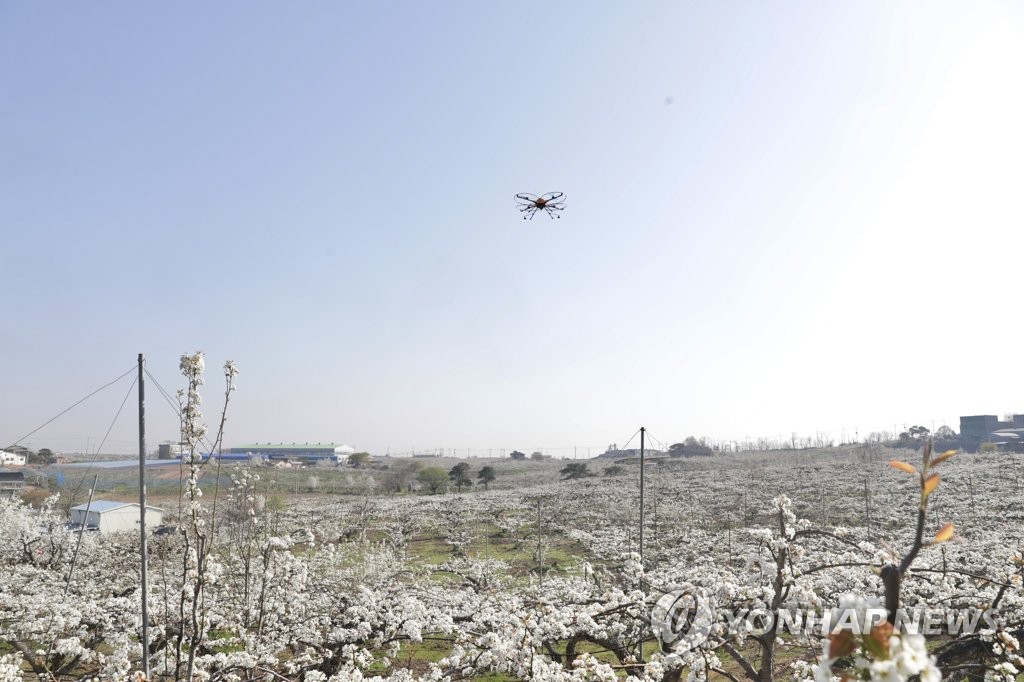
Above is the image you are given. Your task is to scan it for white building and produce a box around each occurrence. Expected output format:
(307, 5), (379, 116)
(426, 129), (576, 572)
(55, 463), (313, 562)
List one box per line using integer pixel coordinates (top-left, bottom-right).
(0, 451), (26, 466)
(69, 500), (164, 534)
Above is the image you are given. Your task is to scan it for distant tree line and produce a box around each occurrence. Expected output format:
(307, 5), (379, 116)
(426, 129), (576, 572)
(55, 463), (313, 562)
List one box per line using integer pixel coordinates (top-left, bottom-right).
(668, 437), (714, 457)
(508, 450), (551, 460)
(328, 422), (968, 500)
(894, 425), (960, 452)
(413, 462), (499, 495)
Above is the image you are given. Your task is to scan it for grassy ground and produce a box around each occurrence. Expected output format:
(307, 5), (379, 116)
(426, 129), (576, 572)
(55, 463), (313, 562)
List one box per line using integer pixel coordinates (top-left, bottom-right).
(405, 519), (588, 578)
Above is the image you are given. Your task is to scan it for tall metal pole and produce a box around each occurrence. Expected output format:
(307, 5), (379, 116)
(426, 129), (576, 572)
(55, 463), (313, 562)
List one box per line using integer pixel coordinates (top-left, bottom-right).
(137, 354), (150, 679)
(639, 426), (645, 565)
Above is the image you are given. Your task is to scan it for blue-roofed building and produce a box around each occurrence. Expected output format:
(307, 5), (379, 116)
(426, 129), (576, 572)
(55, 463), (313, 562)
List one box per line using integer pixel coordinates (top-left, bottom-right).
(229, 442), (355, 463)
(69, 500), (164, 534)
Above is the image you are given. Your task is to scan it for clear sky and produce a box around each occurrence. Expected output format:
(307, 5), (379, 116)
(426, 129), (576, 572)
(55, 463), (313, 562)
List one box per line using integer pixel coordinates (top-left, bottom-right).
(2, 1), (1023, 456)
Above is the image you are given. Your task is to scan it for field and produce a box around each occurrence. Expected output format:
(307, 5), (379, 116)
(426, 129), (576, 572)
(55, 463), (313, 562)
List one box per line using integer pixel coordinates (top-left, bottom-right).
(2, 446), (1023, 681)
(49, 454), (586, 508)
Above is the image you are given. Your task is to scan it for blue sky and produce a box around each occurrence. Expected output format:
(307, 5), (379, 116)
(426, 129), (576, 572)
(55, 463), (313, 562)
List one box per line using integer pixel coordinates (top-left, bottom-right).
(2, 2), (1023, 455)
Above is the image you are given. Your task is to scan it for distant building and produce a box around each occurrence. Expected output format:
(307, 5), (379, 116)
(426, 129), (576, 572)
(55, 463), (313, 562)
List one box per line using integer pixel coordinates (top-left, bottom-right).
(229, 443), (355, 463)
(68, 500), (164, 534)
(989, 429), (1024, 451)
(0, 471), (25, 499)
(158, 442), (186, 460)
(960, 415), (1024, 452)
(0, 451), (26, 466)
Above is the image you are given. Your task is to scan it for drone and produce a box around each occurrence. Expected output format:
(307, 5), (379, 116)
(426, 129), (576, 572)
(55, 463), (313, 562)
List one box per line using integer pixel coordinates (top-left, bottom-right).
(515, 192), (565, 219)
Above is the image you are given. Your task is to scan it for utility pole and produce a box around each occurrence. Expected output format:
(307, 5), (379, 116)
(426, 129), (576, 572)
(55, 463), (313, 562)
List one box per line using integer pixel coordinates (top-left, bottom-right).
(639, 426), (645, 565)
(137, 354), (150, 679)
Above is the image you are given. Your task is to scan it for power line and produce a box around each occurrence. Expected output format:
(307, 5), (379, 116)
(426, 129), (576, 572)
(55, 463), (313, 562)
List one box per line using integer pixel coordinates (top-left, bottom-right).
(643, 430), (671, 452)
(72, 374), (139, 483)
(144, 367), (220, 454)
(619, 428), (642, 451)
(143, 368), (182, 420)
(4, 366), (135, 448)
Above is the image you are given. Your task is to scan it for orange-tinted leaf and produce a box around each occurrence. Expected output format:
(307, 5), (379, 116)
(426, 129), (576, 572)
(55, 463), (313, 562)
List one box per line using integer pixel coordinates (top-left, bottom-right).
(931, 450), (957, 466)
(923, 473), (941, 496)
(869, 621), (893, 646)
(829, 630), (857, 658)
(933, 523), (955, 543)
(889, 460), (917, 475)
(862, 622), (892, 658)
